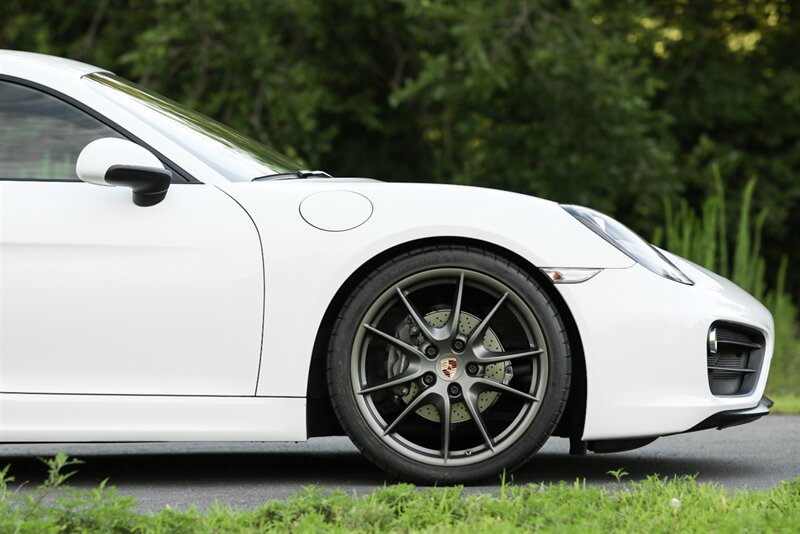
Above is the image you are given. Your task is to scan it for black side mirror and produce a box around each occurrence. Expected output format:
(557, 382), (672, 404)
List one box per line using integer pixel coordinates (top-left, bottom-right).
(105, 165), (172, 207)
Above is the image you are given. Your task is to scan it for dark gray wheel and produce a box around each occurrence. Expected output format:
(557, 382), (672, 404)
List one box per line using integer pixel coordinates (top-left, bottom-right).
(327, 245), (570, 483)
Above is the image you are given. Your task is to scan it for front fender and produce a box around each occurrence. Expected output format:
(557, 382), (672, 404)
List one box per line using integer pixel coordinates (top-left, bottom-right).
(220, 180), (632, 397)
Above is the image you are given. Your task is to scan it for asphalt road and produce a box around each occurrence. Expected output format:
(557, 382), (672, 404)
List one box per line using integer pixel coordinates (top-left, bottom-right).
(1, 416), (797, 511)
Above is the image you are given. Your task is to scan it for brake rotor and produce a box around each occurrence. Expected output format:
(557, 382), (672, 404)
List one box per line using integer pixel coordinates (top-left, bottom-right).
(400, 310), (511, 424)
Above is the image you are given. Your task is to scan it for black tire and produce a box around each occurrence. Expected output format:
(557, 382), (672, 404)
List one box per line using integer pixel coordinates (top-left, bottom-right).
(327, 245), (571, 484)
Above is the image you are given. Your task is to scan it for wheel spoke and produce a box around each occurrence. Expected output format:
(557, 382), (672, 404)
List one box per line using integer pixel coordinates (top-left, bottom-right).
(463, 389), (495, 452)
(438, 393), (452, 462)
(467, 292), (509, 347)
(474, 347), (543, 364)
(475, 377), (538, 402)
(445, 272), (465, 339)
(363, 324), (425, 359)
(395, 288), (438, 341)
(358, 368), (424, 395)
(382, 389), (435, 436)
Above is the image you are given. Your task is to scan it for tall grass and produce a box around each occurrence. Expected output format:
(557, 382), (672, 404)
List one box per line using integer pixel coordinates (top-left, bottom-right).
(653, 166), (799, 396)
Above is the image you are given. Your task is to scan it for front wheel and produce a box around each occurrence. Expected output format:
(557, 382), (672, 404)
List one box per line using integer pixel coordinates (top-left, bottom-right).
(327, 246), (571, 484)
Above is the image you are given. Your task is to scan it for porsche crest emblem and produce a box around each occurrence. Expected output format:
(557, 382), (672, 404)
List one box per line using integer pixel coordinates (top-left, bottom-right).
(439, 357), (458, 380)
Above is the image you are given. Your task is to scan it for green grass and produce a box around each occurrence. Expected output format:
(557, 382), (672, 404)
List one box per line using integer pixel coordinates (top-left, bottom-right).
(1, 455), (798, 533)
(770, 394), (800, 415)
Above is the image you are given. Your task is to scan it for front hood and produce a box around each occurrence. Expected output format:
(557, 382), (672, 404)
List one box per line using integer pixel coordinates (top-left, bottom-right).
(272, 177), (382, 184)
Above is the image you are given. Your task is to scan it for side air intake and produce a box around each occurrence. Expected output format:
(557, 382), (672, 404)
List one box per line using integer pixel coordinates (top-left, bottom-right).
(707, 322), (765, 396)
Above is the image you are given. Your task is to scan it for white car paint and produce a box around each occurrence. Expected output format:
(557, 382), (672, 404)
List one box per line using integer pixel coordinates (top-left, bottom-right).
(219, 179), (635, 401)
(76, 137), (165, 186)
(0, 50), (773, 447)
(299, 190), (374, 231)
(0, 181), (263, 396)
(559, 260), (773, 440)
(0, 394), (305, 442)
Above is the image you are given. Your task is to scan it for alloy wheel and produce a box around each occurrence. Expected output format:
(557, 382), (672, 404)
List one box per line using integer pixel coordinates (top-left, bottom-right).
(350, 268), (549, 466)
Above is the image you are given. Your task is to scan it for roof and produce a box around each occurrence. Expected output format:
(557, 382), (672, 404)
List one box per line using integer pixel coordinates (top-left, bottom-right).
(0, 50), (109, 79)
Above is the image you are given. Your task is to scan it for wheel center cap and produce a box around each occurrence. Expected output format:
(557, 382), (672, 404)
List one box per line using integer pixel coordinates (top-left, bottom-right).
(438, 356), (461, 381)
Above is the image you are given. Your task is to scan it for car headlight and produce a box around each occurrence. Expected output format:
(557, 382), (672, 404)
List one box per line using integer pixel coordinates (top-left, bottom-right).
(562, 205), (694, 285)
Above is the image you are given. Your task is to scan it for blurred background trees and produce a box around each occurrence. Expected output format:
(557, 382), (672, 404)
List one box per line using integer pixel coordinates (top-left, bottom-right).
(2, 0), (798, 388)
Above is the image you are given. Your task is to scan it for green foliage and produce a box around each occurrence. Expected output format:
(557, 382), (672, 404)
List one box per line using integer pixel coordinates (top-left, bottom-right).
(655, 165), (799, 396)
(770, 393), (800, 414)
(764, 260), (800, 396)
(606, 468), (629, 483)
(25, 453), (83, 516)
(1, 458), (799, 533)
(1, 0), (798, 297)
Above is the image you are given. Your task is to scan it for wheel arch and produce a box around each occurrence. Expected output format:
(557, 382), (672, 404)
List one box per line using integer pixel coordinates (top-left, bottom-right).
(306, 236), (587, 444)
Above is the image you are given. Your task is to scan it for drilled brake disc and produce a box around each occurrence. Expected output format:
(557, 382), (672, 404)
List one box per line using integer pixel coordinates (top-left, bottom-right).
(400, 310), (511, 423)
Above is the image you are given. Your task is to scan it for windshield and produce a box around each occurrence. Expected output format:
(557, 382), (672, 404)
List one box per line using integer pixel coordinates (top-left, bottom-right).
(83, 73), (301, 182)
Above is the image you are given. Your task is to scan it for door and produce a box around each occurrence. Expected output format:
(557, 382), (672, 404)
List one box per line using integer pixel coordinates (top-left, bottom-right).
(0, 80), (264, 396)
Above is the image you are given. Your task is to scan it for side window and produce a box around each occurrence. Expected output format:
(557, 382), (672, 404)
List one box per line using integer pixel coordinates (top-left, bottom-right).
(0, 81), (123, 181)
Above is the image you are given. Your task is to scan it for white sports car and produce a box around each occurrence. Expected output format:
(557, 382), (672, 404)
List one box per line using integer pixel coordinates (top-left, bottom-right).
(0, 51), (774, 483)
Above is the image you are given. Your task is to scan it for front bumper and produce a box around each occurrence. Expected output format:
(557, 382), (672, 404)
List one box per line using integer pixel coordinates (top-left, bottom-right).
(555, 258), (774, 441)
(687, 395), (773, 432)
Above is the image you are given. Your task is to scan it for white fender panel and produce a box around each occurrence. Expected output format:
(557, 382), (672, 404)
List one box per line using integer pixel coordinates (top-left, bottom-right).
(218, 180), (635, 398)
